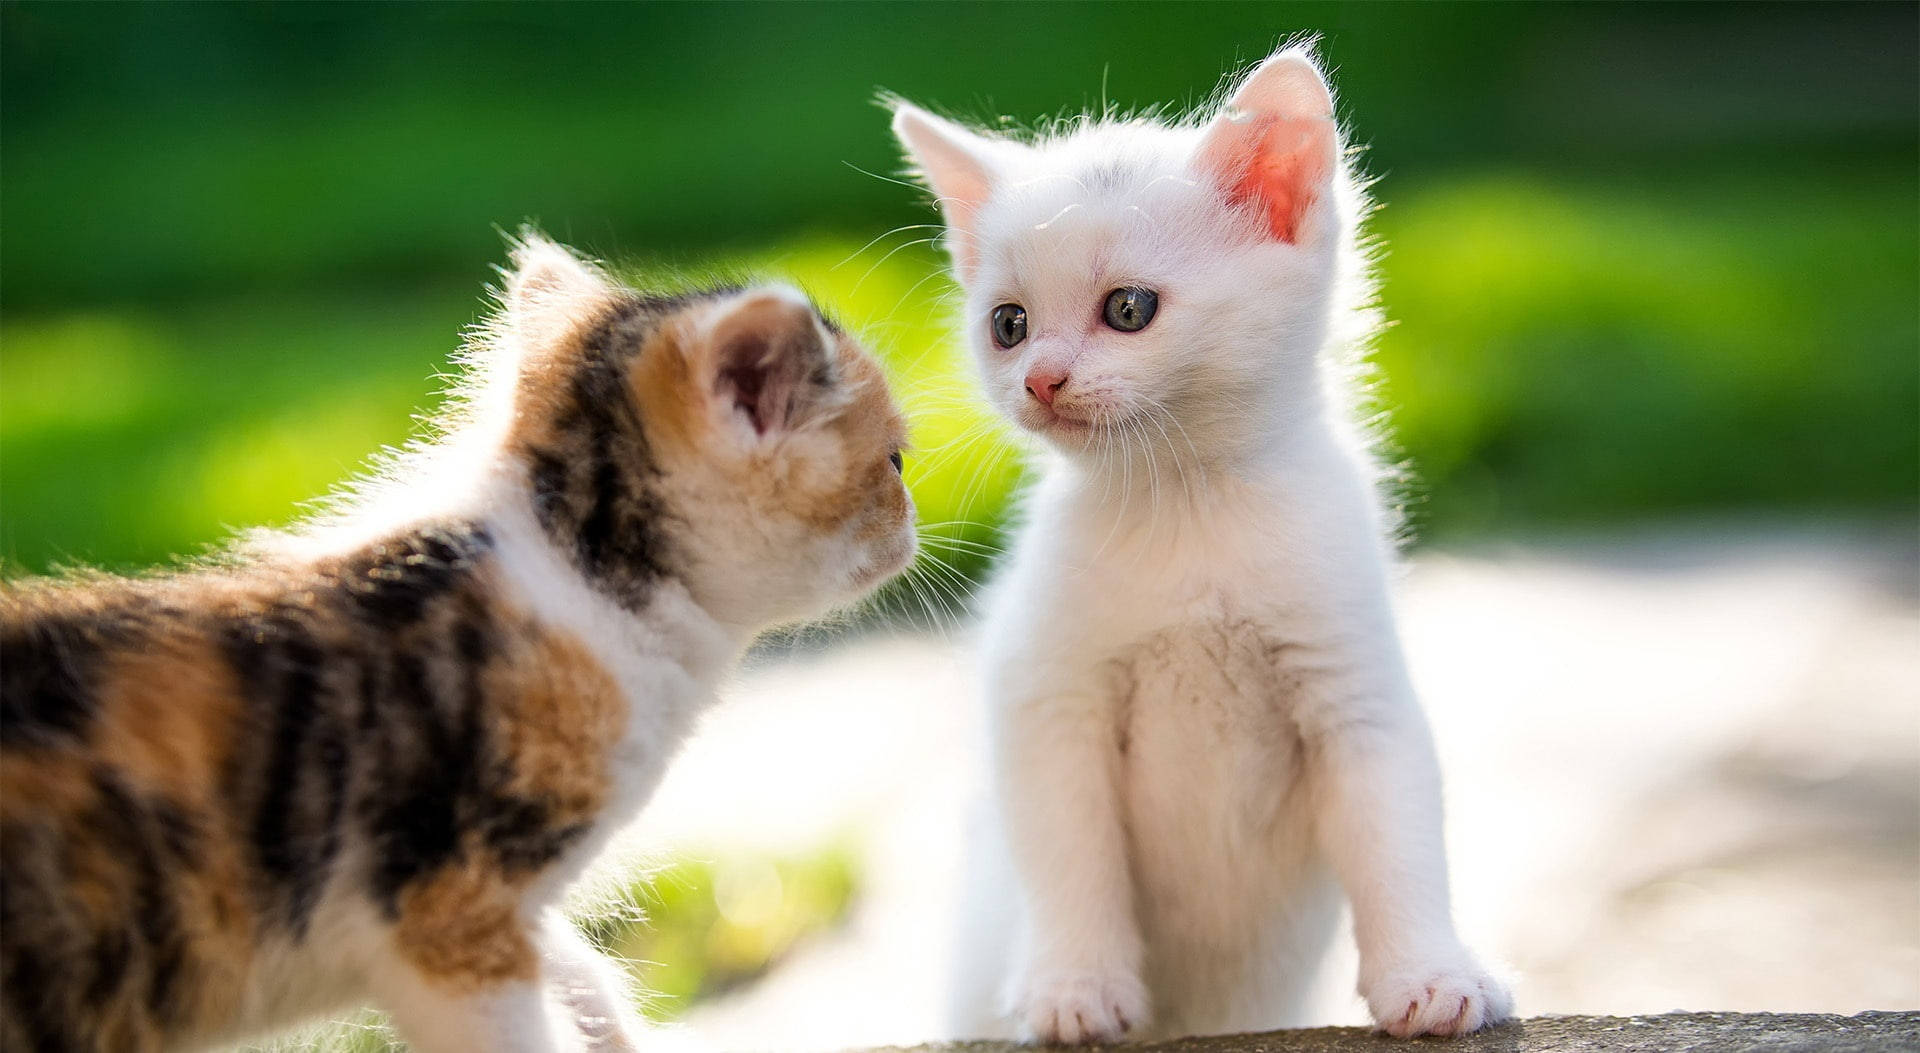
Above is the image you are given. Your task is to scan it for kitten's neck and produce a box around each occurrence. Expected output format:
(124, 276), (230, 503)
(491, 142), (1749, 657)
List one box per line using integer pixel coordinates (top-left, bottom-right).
(483, 473), (741, 691)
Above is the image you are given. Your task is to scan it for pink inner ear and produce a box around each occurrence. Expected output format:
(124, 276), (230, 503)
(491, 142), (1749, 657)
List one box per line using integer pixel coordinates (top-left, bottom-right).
(1222, 115), (1333, 244)
(717, 336), (798, 436)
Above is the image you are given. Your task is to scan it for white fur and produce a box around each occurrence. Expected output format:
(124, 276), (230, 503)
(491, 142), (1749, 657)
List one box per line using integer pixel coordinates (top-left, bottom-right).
(894, 48), (1512, 1041)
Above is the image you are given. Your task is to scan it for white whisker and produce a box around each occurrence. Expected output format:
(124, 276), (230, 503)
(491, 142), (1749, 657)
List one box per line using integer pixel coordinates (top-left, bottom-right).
(831, 224), (947, 272)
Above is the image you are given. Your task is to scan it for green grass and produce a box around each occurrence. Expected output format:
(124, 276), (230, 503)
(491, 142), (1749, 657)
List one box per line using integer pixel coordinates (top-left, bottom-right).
(4, 168), (1913, 587)
(1375, 167), (1919, 537)
(575, 846), (860, 1020)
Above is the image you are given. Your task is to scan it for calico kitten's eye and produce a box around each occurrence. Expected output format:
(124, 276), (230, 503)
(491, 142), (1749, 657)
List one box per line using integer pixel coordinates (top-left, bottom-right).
(1102, 287), (1159, 333)
(990, 304), (1028, 348)
(888, 449), (904, 473)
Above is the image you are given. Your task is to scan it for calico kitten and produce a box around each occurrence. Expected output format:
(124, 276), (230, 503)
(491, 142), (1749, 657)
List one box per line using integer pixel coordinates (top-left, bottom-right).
(0, 236), (915, 1052)
(891, 47), (1512, 1042)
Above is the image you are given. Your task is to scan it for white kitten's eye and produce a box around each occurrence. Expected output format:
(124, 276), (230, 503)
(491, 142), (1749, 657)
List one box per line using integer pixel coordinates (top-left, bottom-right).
(1102, 287), (1158, 333)
(990, 304), (1027, 348)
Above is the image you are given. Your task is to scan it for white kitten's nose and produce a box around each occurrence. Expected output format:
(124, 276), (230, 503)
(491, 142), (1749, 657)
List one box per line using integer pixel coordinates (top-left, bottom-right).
(1025, 365), (1068, 405)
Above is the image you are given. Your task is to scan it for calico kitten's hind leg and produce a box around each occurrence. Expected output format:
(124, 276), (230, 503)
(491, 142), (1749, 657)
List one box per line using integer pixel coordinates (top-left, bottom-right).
(374, 902), (649, 1053)
(381, 973), (557, 1053)
(377, 868), (561, 1052)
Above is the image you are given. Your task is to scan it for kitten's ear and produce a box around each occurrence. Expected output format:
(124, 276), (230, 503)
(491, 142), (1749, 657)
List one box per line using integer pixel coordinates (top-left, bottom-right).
(1194, 49), (1340, 245)
(502, 232), (616, 338)
(890, 103), (1003, 278)
(694, 288), (833, 438)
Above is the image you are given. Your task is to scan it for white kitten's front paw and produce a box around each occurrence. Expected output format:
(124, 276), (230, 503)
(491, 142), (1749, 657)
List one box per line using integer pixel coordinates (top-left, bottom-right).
(1009, 970), (1150, 1045)
(1363, 952), (1513, 1038)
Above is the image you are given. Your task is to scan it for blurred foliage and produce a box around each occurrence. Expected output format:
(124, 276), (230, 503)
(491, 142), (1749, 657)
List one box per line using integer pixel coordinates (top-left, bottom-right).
(1376, 169), (1918, 535)
(3, 2), (1915, 584)
(578, 846), (859, 1019)
(3, 179), (1911, 584)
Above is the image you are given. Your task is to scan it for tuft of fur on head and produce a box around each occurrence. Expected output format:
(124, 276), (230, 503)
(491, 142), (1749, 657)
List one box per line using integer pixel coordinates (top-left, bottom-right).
(245, 228), (610, 563)
(888, 42), (1407, 539)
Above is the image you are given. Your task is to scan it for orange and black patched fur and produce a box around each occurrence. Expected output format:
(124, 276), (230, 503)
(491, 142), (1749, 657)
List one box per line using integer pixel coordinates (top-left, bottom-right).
(0, 235), (916, 1052)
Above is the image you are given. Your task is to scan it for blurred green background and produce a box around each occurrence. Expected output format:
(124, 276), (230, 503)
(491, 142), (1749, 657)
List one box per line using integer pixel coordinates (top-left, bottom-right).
(2, 0), (1916, 1036)
(4, 2), (1916, 581)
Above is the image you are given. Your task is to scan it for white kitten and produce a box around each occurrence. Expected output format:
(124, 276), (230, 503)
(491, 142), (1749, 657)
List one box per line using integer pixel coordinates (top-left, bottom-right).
(891, 46), (1513, 1042)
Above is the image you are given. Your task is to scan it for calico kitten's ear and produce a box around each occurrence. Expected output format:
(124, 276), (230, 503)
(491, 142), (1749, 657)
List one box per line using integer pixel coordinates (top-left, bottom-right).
(694, 289), (834, 438)
(1194, 49), (1339, 245)
(890, 103), (1004, 278)
(502, 232), (616, 338)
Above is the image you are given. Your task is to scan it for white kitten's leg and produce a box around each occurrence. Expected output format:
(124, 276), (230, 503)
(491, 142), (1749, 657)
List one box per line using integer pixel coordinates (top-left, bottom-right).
(995, 689), (1150, 1044)
(382, 973), (558, 1053)
(1299, 656), (1513, 1038)
(540, 911), (648, 1052)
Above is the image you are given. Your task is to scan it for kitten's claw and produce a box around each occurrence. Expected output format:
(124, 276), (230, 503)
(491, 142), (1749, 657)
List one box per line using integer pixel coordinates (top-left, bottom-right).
(1012, 971), (1150, 1045)
(1363, 953), (1513, 1038)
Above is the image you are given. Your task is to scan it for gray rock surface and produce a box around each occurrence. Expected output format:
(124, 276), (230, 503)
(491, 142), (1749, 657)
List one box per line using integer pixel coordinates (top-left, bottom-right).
(869, 1012), (1920, 1053)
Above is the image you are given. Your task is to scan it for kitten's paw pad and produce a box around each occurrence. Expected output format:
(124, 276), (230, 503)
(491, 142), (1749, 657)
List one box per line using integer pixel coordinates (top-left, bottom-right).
(1365, 957), (1513, 1038)
(1012, 971), (1150, 1045)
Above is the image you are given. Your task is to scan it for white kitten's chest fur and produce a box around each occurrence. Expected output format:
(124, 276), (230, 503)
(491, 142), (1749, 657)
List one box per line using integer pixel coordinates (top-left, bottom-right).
(976, 431), (1401, 1036)
(1112, 598), (1337, 1034)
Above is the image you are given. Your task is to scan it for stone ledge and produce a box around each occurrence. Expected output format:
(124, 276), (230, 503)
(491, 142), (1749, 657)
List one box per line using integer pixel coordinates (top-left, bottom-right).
(869, 1013), (1919, 1053)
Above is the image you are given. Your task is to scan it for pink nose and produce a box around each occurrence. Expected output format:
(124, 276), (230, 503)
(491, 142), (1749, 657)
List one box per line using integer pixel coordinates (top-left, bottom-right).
(1025, 366), (1068, 405)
